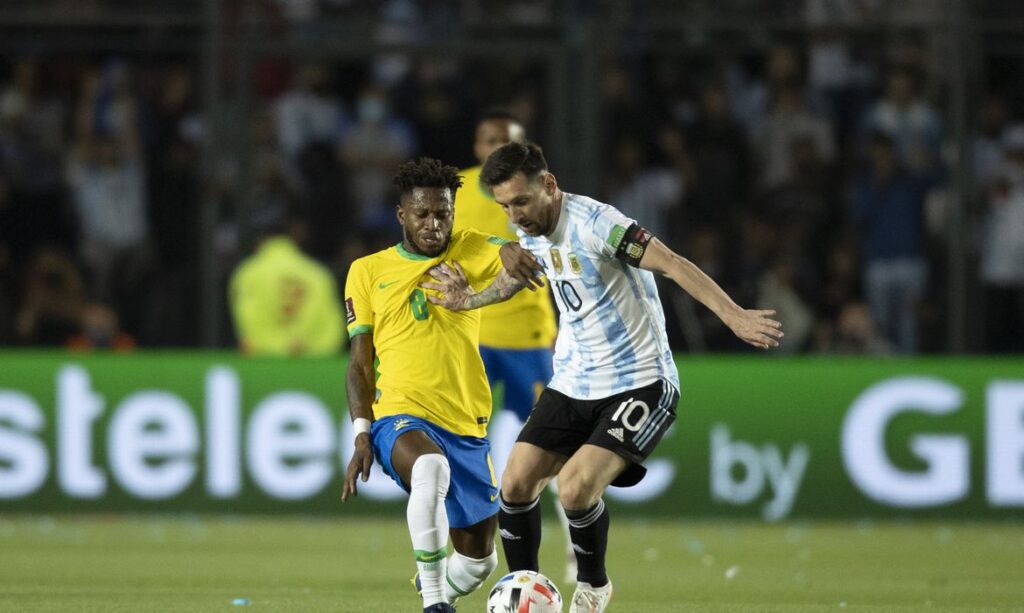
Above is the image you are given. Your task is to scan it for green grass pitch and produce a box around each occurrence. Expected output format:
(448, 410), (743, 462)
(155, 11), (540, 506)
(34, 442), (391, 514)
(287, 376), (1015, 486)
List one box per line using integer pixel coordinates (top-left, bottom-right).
(1, 516), (1022, 612)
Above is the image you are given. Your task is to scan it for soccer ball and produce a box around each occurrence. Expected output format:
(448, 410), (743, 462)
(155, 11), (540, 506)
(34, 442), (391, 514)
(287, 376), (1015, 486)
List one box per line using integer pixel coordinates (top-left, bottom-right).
(486, 570), (562, 613)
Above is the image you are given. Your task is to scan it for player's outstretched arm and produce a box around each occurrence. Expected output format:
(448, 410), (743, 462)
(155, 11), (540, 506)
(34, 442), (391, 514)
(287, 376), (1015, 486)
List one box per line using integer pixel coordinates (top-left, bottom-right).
(639, 237), (784, 350)
(421, 262), (524, 311)
(342, 333), (376, 502)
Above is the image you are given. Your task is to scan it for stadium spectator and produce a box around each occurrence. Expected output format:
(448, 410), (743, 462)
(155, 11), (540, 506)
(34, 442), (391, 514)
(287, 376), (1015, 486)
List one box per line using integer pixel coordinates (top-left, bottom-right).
(274, 64), (345, 161)
(860, 66), (943, 171)
(250, 110), (304, 228)
(979, 125), (1024, 353)
(66, 302), (137, 352)
(340, 85), (416, 234)
(811, 240), (863, 351)
(605, 133), (685, 243)
(0, 59), (73, 259)
(826, 302), (895, 355)
(750, 79), (835, 193)
(14, 247), (86, 346)
(973, 93), (1012, 192)
(139, 65), (202, 346)
(728, 45), (804, 133)
(757, 255), (814, 353)
(228, 206), (344, 357)
(67, 65), (148, 303)
(681, 80), (752, 233)
(849, 131), (937, 353)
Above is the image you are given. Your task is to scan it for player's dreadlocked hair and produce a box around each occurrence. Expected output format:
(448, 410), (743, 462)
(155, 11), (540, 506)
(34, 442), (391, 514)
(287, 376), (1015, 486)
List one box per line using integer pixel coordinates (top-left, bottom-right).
(480, 142), (548, 188)
(391, 157), (463, 197)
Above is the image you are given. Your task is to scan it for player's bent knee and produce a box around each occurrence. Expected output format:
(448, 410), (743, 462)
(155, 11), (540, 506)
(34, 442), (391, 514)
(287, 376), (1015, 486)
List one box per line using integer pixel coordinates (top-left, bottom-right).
(410, 454), (450, 497)
(500, 473), (543, 503)
(558, 477), (600, 511)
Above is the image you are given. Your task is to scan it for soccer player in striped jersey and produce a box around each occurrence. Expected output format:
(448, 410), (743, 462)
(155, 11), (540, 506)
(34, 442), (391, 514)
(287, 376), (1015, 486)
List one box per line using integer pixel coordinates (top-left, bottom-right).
(452, 109), (577, 583)
(341, 157), (543, 612)
(422, 143), (783, 613)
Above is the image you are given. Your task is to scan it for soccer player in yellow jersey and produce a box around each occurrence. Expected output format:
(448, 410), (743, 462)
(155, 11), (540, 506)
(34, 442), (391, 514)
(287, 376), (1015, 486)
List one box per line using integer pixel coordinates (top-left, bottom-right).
(452, 109), (577, 582)
(341, 157), (543, 613)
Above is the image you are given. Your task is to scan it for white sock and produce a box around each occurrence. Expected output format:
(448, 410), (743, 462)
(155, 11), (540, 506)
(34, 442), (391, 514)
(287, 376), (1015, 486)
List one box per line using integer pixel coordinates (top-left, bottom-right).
(547, 480), (574, 556)
(408, 454), (451, 607)
(445, 550), (498, 601)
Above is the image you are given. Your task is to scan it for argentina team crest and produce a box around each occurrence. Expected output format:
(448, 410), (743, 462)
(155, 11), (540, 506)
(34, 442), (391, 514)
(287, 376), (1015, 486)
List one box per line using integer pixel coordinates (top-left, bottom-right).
(550, 248), (564, 274)
(567, 253), (582, 275)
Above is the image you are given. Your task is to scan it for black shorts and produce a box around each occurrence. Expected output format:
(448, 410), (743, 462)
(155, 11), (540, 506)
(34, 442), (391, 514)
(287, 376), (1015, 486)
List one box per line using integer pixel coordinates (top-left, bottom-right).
(517, 379), (679, 487)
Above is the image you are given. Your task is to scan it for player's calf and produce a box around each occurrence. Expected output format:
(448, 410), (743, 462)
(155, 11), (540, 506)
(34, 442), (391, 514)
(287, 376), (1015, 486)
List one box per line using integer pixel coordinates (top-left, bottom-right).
(563, 499), (610, 588)
(407, 454), (451, 609)
(497, 495), (542, 572)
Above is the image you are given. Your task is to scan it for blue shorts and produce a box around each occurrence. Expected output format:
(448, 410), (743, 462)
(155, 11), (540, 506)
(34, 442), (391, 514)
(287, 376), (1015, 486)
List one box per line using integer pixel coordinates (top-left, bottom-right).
(479, 346), (554, 422)
(371, 414), (499, 529)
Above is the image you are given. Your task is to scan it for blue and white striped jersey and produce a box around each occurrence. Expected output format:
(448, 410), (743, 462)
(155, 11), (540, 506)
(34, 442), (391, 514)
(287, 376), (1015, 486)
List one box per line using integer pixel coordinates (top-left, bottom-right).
(518, 192), (680, 400)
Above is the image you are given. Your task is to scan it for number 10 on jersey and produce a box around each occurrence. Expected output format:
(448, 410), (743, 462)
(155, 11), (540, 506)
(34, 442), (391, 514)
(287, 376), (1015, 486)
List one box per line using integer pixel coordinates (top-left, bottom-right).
(554, 279), (582, 313)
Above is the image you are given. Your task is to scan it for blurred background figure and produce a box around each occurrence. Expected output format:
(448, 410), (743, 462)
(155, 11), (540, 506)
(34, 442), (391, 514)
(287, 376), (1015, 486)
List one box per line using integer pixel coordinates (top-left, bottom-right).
(605, 132), (686, 243)
(274, 63), (345, 162)
(340, 84), (415, 236)
(228, 205), (343, 357)
(67, 63), (148, 305)
(828, 302), (895, 354)
(679, 79), (751, 237)
(860, 65), (943, 172)
(14, 247), (86, 347)
(979, 125), (1024, 354)
(66, 302), (136, 352)
(849, 132), (937, 354)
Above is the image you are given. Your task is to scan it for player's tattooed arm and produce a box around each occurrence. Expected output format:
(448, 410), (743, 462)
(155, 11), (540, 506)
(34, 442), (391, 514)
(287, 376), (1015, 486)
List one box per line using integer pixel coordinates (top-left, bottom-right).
(638, 237), (785, 350)
(421, 263), (524, 311)
(342, 333), (375, 502)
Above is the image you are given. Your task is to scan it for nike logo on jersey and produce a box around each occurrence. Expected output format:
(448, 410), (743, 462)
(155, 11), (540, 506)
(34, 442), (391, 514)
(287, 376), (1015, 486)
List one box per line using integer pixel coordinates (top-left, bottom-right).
(378, 281), (398, 289)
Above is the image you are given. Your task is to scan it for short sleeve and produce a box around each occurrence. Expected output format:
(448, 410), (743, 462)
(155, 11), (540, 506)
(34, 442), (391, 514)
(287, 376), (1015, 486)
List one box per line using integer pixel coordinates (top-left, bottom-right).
(344, 259), (374, 339)
(451, 229), (505, 288)
(583, 202), (637, 260)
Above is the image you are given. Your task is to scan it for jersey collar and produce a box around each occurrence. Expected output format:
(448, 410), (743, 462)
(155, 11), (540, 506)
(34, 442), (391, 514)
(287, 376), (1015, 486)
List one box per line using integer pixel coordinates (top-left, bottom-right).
(394, 241), (434, 261)
(546, 192), (572, 243)
(395, 239), (456, 261)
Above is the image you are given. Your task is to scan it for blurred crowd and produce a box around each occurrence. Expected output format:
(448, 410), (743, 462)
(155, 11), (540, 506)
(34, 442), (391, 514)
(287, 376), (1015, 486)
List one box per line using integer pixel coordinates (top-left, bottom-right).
(1, 1), (1023, 355)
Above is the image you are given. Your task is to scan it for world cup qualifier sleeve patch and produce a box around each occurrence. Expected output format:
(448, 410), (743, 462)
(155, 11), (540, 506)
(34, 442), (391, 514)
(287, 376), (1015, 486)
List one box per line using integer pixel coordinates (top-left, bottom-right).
(345, 298), (356, 324)
(613, 223), (653, 267)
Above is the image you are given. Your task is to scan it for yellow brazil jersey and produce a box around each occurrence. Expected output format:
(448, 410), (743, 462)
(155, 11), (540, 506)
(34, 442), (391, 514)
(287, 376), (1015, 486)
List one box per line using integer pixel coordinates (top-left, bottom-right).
(453, 166), (557, 349)
(229, 236), (343, 356)
(345, 229), (505, 438)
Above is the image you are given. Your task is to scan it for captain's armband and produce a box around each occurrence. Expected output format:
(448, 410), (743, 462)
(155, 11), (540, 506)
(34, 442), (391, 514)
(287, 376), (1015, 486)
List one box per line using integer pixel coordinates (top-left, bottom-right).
(613, 223), (654, 267)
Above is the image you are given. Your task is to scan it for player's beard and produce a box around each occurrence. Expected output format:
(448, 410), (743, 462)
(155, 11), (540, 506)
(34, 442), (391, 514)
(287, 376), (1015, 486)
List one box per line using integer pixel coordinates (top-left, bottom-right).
(405, 226), (450, 258)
